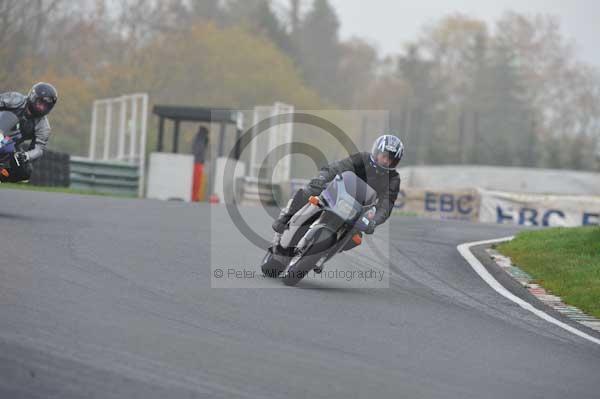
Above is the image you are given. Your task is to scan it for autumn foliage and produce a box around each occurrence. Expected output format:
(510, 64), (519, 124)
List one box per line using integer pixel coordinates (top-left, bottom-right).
(1, 1), (599, 170)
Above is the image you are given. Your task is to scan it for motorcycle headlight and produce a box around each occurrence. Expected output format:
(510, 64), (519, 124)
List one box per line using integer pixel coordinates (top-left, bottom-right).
(336, 199), (358, 220)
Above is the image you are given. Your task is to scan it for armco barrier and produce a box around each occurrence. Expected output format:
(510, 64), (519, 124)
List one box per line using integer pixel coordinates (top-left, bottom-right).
(238, 177), (282, 206)
(70, 156), (139, 196)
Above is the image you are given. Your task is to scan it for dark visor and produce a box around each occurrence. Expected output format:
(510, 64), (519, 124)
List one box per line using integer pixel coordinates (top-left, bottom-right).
(33, 98), (53, 114)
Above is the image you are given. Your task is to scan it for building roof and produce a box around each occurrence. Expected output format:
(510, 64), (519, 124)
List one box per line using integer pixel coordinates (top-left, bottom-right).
(152, 105), (238, 124)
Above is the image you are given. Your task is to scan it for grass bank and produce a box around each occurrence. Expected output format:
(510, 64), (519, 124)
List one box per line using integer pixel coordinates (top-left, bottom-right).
(497, 227), (600, 319)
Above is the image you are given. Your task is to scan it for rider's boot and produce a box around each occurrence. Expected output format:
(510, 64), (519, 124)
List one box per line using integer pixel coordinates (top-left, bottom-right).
(272, 209), (293, 234)
(271, 189), (311, 234)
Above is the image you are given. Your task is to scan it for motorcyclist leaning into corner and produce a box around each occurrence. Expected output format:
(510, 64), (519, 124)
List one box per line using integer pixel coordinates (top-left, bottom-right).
(0, 82), (58, 183)
(272, 134), (404, 245)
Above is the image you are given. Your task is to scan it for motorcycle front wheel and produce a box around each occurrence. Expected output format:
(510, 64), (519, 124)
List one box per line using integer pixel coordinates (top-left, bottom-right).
(260, 250), (287, 278)
(281, 228), (336, 286)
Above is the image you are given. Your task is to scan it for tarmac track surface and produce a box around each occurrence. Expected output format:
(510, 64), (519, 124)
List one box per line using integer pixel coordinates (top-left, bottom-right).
(0, 189), (599, 398)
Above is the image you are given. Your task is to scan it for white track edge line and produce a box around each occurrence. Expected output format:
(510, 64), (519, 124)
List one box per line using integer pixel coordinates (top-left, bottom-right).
(457, 236), (600, 346)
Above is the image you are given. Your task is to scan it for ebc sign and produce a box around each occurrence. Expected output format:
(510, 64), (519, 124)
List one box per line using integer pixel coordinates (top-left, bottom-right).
(394, 189), (479, 221)
(479, 189), (600, 227)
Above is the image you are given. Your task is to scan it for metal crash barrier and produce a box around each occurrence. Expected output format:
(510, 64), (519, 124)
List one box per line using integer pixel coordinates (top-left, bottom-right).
(237, 177), (282, 206)
(70, 156), (139, 196)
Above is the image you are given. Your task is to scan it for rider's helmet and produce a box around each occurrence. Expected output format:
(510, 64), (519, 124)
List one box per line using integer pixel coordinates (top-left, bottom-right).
(369, 134), (404, 174)
(26, 82), (58, 118)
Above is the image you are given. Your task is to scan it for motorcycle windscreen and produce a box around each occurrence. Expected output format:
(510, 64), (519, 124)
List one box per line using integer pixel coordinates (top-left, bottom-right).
(338, 171), (377, 206)
(321, 172), (377, 221)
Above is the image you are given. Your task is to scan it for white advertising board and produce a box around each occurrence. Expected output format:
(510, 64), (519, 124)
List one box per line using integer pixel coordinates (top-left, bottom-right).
(146, 153), (194, 202)
(479, 189), (600, 227)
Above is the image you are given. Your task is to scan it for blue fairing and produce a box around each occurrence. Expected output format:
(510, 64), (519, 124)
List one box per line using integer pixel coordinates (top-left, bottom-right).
(0, 111), (20, 156)
(0, 132), (18, 155)
(0, 140), (16, 154)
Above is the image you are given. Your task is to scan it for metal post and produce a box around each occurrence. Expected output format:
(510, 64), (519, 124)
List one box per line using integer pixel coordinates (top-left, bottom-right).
(268, 106), (278, 181)
(130, 96), (138, 164)
(118, 96), (127, 160)
(277, 103), (294, 184)
(173, 120), (180, 153)
(103, 102), (112, 160)
(158, 116), (165, 152)
(89, 101), (98, 160)
(234, 128), (242, 160)
(218, 122), (226, 157)
(117, 96), (127, 159)
(139, 94), (148, 197)
(235, 111), (243, 159)
(249, 110), (260, 177)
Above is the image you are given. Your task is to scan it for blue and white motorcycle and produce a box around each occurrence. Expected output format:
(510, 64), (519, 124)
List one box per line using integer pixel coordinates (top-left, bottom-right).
(261, 171), (378, 286)
(0, 111), (21, 181)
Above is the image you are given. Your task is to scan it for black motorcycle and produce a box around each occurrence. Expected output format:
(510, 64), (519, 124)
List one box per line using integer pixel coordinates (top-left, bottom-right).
(0, 111), (21, 180)
(261, 171), (377, 286)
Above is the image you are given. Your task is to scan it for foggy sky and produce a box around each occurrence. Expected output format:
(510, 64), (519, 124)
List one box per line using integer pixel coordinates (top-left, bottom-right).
(330, 0), (599, 66)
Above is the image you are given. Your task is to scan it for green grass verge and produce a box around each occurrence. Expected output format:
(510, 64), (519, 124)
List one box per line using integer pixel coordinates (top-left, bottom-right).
(497, 227), (600, 319)
(0, 182), (135, 198)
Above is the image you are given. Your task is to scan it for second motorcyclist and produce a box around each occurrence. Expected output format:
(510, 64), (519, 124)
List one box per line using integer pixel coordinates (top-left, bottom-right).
(0, 82), (58, 183)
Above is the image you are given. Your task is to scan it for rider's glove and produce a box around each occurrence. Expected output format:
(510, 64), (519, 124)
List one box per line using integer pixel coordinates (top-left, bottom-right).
(308, 176), (327, 195)
(364, 220), (376, 235)
(15, 151), (29, 165)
